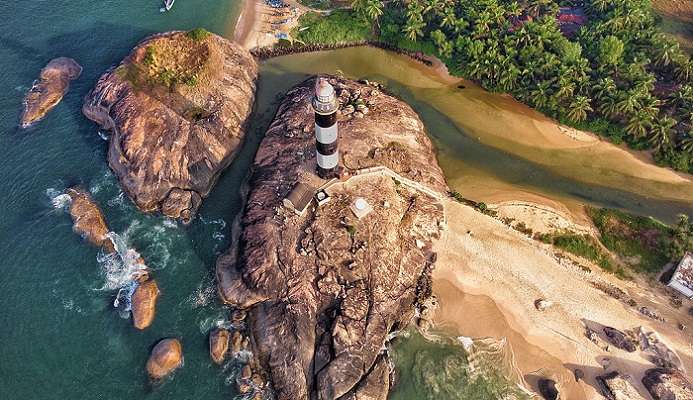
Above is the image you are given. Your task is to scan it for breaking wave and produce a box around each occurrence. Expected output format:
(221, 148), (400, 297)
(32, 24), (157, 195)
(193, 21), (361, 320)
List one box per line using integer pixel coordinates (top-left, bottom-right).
(46, 187), (71, 210)
(389, 330), (534, 400)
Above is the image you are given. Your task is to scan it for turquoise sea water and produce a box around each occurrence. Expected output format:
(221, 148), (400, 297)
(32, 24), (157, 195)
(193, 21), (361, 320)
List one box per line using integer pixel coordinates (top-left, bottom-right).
(1, 1), (692, 399)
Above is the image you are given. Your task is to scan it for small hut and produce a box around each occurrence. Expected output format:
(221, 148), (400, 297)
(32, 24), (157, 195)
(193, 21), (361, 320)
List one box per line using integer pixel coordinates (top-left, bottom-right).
(283, 182), (316, 216)
(667, 252), (693, 299)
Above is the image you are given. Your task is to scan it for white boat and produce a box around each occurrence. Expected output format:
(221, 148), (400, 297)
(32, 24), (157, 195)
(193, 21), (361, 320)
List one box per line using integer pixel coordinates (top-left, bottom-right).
(160, 0), (174, 12)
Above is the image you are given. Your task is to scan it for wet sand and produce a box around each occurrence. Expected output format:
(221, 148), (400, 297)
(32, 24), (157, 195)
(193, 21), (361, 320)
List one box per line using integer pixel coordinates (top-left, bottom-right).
(433, 199), (693, 399)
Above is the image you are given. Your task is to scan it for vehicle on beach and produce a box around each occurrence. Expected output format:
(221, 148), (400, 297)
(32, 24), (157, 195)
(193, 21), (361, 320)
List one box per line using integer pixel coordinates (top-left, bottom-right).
(160, 0), (174, 12)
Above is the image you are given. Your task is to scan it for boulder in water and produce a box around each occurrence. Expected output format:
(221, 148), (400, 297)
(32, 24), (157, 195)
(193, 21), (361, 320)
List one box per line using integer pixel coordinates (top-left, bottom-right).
(20, 57), (82, 128)
(66, 187), (115, 253)
(209, 328), (230, 364)
(603, 326), (637, 352)
(146, 338), (183, 380)
(642, 368), (693, 400)
(538, 378), (560, 400)
(131, 279), (159, 330)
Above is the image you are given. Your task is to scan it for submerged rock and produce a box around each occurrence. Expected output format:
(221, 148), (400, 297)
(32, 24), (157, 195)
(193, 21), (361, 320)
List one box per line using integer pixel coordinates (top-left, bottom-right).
(146, 338), (183, 380)
(131, 279), (159, 330)
(66, 187), (115, 253)
(83, 30), (258, 223)
(597, 371), (647, 400)
(217, 77), (446, 399)
(20, 57), (82, 128)
(209, 328), (230, 364)
(642, 368), (693, 400)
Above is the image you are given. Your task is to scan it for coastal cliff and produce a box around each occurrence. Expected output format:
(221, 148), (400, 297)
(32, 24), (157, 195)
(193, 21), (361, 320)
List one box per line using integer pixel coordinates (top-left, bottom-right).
(83, 30), (258, 223)
(217, 77), (447, 399)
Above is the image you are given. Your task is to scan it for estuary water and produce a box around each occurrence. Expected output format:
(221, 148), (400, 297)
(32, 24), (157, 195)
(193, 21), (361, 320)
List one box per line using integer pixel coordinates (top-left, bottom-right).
(1, 1), (692, 399)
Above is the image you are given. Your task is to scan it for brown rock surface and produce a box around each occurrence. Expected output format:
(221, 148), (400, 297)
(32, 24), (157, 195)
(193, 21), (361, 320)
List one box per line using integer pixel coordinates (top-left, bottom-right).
(83, 30), (258, 222)
(66, 187), (115, 253)
(20, 57), (82, 128)
(642, 368), (693, 400)
(597, 371), (648, 400)
(209, 327), (230, 364)
(131, 279), (159, 330)
(146, 338), (183, 380)
(217, 77), (446, 399)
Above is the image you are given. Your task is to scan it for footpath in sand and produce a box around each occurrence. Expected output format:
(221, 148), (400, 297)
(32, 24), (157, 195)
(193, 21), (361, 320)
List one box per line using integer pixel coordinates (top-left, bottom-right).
(433, 199), (693, 400)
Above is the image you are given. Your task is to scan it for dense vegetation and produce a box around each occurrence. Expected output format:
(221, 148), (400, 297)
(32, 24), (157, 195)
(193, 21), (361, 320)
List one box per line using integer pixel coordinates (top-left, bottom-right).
(295, 0), (693, 173)
(588, 207), (691, 274)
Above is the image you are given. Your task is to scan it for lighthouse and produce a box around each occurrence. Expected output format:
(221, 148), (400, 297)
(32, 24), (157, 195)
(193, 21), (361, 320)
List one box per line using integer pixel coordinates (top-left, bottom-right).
(312, 78), (339, 179)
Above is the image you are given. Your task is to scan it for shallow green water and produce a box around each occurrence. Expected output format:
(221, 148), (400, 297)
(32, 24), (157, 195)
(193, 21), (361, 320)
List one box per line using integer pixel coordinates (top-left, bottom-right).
(1, 2), (692, 400)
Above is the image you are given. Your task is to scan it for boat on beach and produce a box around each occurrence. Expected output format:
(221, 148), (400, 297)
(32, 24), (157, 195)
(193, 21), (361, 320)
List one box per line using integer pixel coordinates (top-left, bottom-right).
(160, 0), (174, 12)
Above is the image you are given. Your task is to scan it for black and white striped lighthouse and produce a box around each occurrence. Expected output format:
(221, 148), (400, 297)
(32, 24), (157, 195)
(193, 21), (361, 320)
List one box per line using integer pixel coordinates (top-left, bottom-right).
(312, 78), (339, 179)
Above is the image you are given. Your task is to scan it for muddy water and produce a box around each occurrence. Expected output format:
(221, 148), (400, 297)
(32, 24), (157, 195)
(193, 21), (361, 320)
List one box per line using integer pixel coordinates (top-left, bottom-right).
(258, 46), (693, 223)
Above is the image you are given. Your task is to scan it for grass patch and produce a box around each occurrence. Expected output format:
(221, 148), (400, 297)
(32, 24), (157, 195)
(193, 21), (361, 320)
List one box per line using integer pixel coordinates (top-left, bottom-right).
(587, 207), (670, 274)
(547, 233), (624, 277)
(294, 10), (373, 44)
(186, 28), (211, 42)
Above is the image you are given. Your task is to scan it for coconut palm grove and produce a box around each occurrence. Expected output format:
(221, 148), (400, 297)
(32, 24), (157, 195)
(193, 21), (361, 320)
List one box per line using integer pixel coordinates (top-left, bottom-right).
(294, 0), (693, 173)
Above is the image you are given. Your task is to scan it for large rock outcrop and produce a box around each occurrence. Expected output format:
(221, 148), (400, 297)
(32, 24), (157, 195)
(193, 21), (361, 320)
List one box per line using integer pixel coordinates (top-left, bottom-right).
(217, 77), (446, 399)
(131, 279), (160, 330)
(21, 57), (82, 128)
(83, 30), (258, 223)
(642, 368), (693, 400)
(146, 338), (183, 380)
(66, 187), (115, 253)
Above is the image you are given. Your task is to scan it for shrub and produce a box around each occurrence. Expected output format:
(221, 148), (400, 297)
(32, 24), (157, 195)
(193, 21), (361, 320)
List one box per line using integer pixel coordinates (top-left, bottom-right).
(187, 28), (211, 41)
(294, 10), (373, 44)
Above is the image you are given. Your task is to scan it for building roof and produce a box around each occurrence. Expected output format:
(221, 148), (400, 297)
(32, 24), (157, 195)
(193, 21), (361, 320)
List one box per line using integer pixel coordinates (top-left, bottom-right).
(283, 182), (316, 215)
(671, 252), (693, 292)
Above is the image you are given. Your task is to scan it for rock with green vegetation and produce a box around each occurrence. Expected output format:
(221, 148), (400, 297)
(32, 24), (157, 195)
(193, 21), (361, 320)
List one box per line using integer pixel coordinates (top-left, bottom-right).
(82, 30), (258, 223)
(20, 57), (82, 128)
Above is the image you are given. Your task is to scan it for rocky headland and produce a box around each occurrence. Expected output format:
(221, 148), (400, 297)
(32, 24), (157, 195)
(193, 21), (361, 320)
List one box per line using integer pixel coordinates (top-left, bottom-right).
(83, 30), (258, 223)
(20, 57), (82, 128)
(217, 77), (447, 399)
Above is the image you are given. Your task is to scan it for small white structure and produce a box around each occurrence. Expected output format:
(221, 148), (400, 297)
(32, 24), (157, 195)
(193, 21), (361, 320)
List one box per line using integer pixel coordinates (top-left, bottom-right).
(668, 252), (693, 299)
(350, 197), (372, 219)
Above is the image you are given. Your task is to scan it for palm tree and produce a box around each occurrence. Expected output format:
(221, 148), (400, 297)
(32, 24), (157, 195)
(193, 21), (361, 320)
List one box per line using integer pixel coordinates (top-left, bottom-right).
(674, 57), (693, 82)
(588, 0), (613, 13)
(616, 92), (641, 115)
(680, 131), (693, 154)
(652, 36), (681, 68)
(363, 0), (384, 21)
(599, 96), (620, 119)
(625, 111), (653, 138)
(648, 116), (676, 151)
(593, 77), (616, 101)
(567, 96), (593, 122)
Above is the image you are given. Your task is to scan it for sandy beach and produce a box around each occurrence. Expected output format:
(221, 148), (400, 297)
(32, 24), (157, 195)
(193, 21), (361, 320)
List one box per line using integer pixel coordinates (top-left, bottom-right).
(233, 0), (304, 50)
(433, 199), (693, 399)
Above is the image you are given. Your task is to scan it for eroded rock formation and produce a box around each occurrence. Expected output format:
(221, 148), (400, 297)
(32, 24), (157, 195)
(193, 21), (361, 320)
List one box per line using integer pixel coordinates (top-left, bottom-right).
(642, 368), (693, 400)
(131, 279), (160, 330)
(597, 371), (647, 400)
(83, 30), (258, 223)
(217, 77), (446, 399)
(66, 187), (115, 253)
(146, 338), (183, 380)
(209, 327), (230, 364)
(21, 57), (82, 128)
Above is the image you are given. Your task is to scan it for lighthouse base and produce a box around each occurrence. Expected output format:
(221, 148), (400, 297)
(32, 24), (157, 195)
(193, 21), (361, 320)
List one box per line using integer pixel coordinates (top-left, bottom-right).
(317, 165), (341, 180)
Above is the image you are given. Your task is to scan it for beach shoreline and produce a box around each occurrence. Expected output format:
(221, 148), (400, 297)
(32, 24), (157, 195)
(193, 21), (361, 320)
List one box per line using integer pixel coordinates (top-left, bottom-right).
(432, 199), (693, 399)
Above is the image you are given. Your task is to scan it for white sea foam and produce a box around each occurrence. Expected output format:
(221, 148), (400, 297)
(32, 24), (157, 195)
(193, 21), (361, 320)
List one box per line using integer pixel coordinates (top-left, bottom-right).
(97, 130), (109, 141)
(46, 188), (71, 210)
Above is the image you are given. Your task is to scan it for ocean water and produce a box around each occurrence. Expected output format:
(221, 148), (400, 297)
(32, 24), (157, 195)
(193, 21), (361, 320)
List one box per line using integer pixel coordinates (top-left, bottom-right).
(1, 1), (692, 400)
